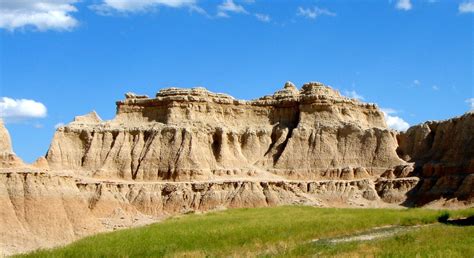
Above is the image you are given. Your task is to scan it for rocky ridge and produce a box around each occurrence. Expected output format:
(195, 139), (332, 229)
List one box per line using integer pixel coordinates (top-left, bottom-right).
(0, 82), (472, 255)
(0, 119), (24, 168)
(46, 82), (403, 181)
(396, 112), (474, 205)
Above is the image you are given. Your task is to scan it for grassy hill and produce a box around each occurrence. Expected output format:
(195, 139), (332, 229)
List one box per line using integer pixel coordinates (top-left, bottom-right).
(20, 206), (474, 257)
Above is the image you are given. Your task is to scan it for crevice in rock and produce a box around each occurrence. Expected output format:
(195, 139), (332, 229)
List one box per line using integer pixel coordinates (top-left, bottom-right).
(211, 129), (222, 162)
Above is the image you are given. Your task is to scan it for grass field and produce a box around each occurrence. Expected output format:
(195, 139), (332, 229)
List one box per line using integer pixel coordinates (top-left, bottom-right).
(20, 206), (474, 257)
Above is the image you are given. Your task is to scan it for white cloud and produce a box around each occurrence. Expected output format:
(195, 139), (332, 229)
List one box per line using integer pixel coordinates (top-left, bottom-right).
(54, 122), (65, 129)
(413, 79), (420, 85)
(459, 1), (474, 13)
(343, 90), (364, 101)
(466, 98), (474, 110)
(217, 0), (247, 17)
(396, 0), (412, 11)
(189, 5), (209, 16)
(297, 6), (336, 19)
(93, 0), (196, 13)
(380, 108), (397, 115)
(0, 0), (79, 31)
(0, 97), (47, 121)
(255, 13), (270, 22)
(381, 108), (410, 131)
(432, 85), (440, 91)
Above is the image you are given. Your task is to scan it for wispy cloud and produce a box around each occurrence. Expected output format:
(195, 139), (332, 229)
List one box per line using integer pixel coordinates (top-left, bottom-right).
(189, 5), (209, 17)
(255, 13), (270, 22)
(413, 79), (420, 86)
(217, 0), (247, 18)
(54, 122), (65, 129)
(466, 98), (474, 110)
(0, 97), (47, 122)
(432, 85), (440, 91)
(297, 6), (336, 19)
(0, 0), (79, 31)
(91, 0), (196, 14)
(381, 108), (410, 131)
(396, 0), (412, 11)
(343, 90), (364, 101)
(459, 1), (474, 13)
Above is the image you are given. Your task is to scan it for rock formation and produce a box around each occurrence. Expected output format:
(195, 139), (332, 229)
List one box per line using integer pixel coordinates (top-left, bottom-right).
(0, 119), (24, 168)
(396, 112), (474, 205)
(46, 82), (403, 181)
(0, 82), (472, 255)
(0, 119), (12, 153)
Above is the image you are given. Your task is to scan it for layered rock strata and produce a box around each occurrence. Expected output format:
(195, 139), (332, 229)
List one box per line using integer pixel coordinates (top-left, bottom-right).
(46, 82), (404, 181)
(0, 119), (24, 168)
(1, 82), (472, 255)
(0, 170), (394, 255)
(397, 112), (474, 205)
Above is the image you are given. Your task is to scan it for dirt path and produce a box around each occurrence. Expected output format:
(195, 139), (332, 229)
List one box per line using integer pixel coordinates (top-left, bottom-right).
(311, 224), (426, 244)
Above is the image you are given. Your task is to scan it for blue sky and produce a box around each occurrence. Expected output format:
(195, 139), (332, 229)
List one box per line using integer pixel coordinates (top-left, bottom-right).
(0, 0), (473, 162)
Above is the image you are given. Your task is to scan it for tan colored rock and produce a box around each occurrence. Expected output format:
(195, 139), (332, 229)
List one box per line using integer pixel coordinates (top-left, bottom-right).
(0, 171), (389, 255)
(0, 119), (12, 153)
(354, 167), (370, 179)
(3, 82), (473, 256)
(397, 112), (474, 205)
(397, 112), (474, 169)
(375, 177), (419, 203)
(380, 169), (396, 179)
(46, 82), (404, 181)
(0, 119), (25, 168)
(32, 157), (49, 169)
(72, 111), (102, 124)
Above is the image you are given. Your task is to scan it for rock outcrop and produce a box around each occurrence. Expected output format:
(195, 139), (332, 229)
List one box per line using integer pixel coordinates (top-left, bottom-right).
(0, 119), (24, 168)
(0, 170), (386, 255)
(46, 82), (403, 181)
(0, 119), (12, 153)
(1, 82), (472, 255)
(397, 112), (474, 205)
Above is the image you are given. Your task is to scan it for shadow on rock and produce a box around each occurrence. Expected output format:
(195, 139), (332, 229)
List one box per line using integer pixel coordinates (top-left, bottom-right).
(438, 215), (474, 226)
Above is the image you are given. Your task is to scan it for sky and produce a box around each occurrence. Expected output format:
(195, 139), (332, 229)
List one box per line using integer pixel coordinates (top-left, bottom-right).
(0, 0), (473, 162)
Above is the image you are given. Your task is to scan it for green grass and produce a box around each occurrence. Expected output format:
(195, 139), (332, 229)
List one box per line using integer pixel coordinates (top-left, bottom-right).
(281, 224), (474, 257)
(20, 206), (474, 257)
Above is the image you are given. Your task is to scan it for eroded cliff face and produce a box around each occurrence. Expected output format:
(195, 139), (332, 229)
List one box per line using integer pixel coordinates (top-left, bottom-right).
(0, 170), (405, 255)
(1, 82), (472, 255)
(0, 119), (24, 168)
(396, 112), (474, 205)
(46, 82), (403, 181)
(0, 119), (12, 153)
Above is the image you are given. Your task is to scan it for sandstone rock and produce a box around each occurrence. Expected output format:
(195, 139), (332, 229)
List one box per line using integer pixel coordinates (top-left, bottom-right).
(0, 171), (387, 255)
(2, 81), (473, 255)
(354, 167), (370, 179)
(397, 112), (473, 168)
(46, 82), (404, 181)
(32, 157), (49, 169)
(0, 119), (24, 168)
(0, 119), (12, 153)
(380, 169), (396, 179)
(125, 92), (149, 99)
(72, 111), (102, 124)
(375, 178), (419, 203)
(397, 112), (474, 205)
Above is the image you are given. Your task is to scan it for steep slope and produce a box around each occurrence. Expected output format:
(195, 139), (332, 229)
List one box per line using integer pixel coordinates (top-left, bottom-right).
(0, 119), (12, 153)
(0, 119), (24, 168)
(397, 112), (474, 205)
(1, 82), (472, 255)
(46, 82), (404, 181)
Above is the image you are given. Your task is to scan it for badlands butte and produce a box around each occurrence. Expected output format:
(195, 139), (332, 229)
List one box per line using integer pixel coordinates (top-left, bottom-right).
(1, 81), (473, 255)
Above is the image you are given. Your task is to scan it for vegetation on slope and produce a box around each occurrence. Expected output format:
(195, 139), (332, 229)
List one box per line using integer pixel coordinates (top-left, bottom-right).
(21, 206), (474, 257)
